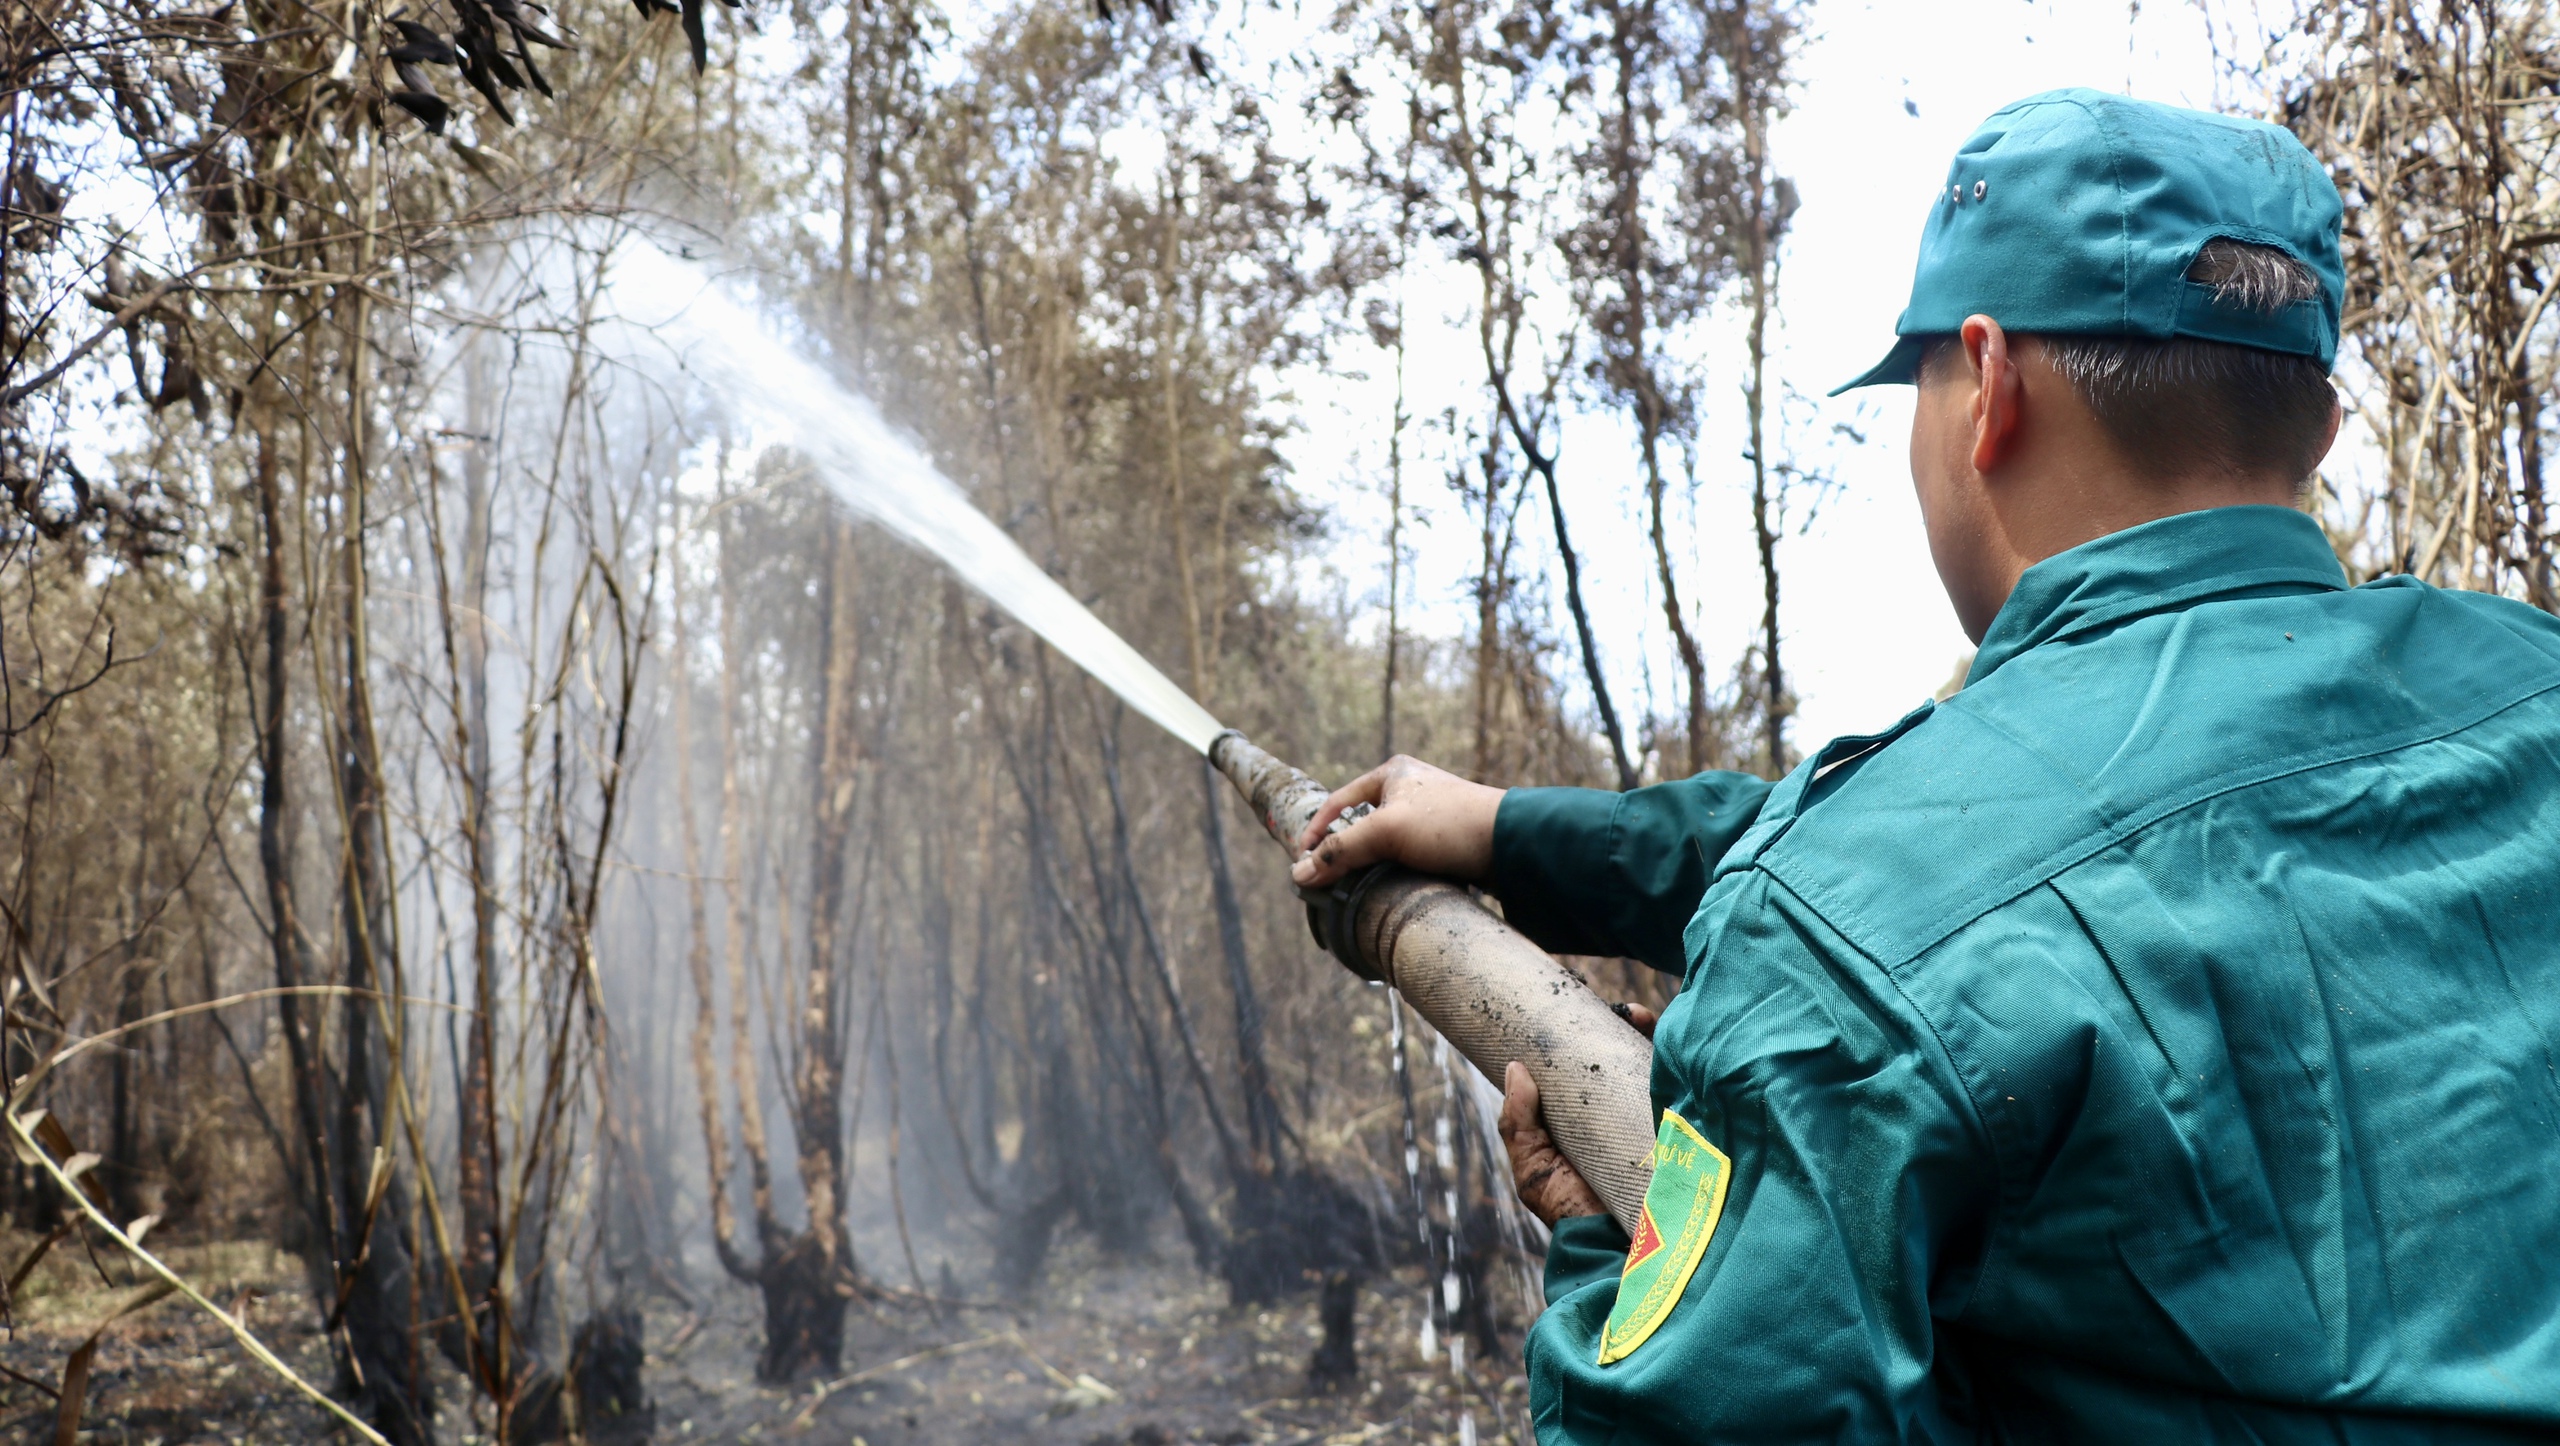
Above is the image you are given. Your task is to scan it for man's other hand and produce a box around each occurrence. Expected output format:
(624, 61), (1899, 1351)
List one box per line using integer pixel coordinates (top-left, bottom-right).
(1499, 1061), (1607, 1227)
(1498, 1005), (1655, 1227)
(1291, 755), (1505, 888)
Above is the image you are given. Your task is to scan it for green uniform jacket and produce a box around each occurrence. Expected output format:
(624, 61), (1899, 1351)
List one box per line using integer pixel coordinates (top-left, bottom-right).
(1487, 507), (2560, 1443)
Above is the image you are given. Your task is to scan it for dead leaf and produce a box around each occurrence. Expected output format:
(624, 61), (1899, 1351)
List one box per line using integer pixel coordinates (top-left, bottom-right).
(7, 1110), (47, 1166)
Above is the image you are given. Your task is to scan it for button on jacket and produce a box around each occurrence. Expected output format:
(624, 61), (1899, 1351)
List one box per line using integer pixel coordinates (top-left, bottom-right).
(1486, 506), (2560, 1443)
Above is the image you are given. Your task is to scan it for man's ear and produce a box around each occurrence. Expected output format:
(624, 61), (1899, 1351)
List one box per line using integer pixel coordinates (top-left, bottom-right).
(1963, 314), (2024, 476)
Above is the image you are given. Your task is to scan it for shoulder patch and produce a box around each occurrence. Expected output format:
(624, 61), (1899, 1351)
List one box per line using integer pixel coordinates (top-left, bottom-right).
(1596, 1109), (1731, 1365)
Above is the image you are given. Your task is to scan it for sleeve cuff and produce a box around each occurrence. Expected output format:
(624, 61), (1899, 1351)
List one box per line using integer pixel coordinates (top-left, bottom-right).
(1541, 1212), (1631, 1308)
(1489, 786), (1623, 952)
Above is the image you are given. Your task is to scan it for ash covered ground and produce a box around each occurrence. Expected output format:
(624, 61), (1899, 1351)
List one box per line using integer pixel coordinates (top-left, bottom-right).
(0, 1228), (1536, 1445)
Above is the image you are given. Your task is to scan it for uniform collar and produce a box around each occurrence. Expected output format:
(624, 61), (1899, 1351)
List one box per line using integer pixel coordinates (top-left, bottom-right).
(1966, 505), (2348, 688)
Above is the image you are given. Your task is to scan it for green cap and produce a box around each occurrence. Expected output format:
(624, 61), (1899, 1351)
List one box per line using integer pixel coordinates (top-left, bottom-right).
(1833, 88), (2344, 394)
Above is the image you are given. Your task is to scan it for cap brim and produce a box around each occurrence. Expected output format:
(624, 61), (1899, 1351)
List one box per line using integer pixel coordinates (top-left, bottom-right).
(1827, 334), (1929, 396)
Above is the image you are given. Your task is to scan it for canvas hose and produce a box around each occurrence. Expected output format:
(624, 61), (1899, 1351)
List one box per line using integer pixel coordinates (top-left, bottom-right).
(1209, 731), (1657, 1235)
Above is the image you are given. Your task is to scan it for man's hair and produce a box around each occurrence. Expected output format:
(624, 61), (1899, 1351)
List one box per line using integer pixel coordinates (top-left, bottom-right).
(1920, 239), (2338, 486)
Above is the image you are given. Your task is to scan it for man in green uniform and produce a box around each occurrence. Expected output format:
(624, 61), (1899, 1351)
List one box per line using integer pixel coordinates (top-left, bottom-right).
(1293, 89), (2560, 1441)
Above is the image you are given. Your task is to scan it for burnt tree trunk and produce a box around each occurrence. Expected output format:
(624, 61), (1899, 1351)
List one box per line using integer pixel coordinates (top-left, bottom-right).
(249, 425), (357, 1343)
(755, 517), (873, 1384)
(1199, 760), (1284, 1168)
(105, 789), (153, 1226)
(333, 375), (430, 1446)
(1308, 1271), (1360, 1391)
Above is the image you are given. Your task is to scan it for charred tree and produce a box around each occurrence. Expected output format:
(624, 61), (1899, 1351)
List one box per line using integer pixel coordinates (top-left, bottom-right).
(329, 283), (432, 1445)
(688, 509), (879, 1384)
(770, 516), (872, 1377)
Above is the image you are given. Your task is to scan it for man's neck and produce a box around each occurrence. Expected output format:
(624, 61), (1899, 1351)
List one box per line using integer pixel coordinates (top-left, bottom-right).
(1978, 467), (2301, 631)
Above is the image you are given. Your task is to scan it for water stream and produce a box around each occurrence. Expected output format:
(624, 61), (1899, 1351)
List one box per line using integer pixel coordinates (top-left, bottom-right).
(609, 237), (1515, 1443)
(605, 240), (1227, 754)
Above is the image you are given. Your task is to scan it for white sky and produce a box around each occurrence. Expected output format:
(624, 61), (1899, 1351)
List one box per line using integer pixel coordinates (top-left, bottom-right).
(1281, 0), (2246, 760)
(45, 0), (2260, 771)
(1745, 0), (2233, 745)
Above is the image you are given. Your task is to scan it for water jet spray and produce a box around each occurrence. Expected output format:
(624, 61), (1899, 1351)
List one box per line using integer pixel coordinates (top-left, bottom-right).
(613, 238), (1657, 1233)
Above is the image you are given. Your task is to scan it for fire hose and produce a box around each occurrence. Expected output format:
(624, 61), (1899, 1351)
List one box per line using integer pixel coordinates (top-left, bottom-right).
(1209, 730), (1657, 1235)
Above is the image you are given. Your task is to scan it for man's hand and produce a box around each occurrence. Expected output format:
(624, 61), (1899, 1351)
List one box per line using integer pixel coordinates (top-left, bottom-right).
(1291, 755), (1505, 888)
(1499, 1004), (1658, 1227)
(1500, 1062), (1607, 1226)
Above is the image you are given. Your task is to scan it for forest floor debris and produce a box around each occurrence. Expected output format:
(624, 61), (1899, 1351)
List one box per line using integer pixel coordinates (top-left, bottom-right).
(0, 1227), (1532, 1444)
(656, 1234), (1531, 1446)
(0, 1231), (337, 1442)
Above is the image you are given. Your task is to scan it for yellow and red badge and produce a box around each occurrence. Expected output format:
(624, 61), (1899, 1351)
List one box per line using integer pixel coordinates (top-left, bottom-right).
(1596, 1109), (1731, 1365)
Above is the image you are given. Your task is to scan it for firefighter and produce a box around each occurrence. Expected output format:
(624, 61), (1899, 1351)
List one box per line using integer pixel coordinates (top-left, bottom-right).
(1294, 89), (2560, 1442)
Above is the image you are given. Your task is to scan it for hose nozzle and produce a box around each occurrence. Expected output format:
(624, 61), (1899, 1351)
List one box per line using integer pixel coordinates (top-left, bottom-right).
(1203, 728), (1659, 1233)
(1209, 730), (1389, 981)
(1208, 729), (1332, 851)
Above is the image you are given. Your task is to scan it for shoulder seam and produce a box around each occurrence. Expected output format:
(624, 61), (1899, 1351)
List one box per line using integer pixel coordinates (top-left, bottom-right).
(1767, 673), (2560, 972)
